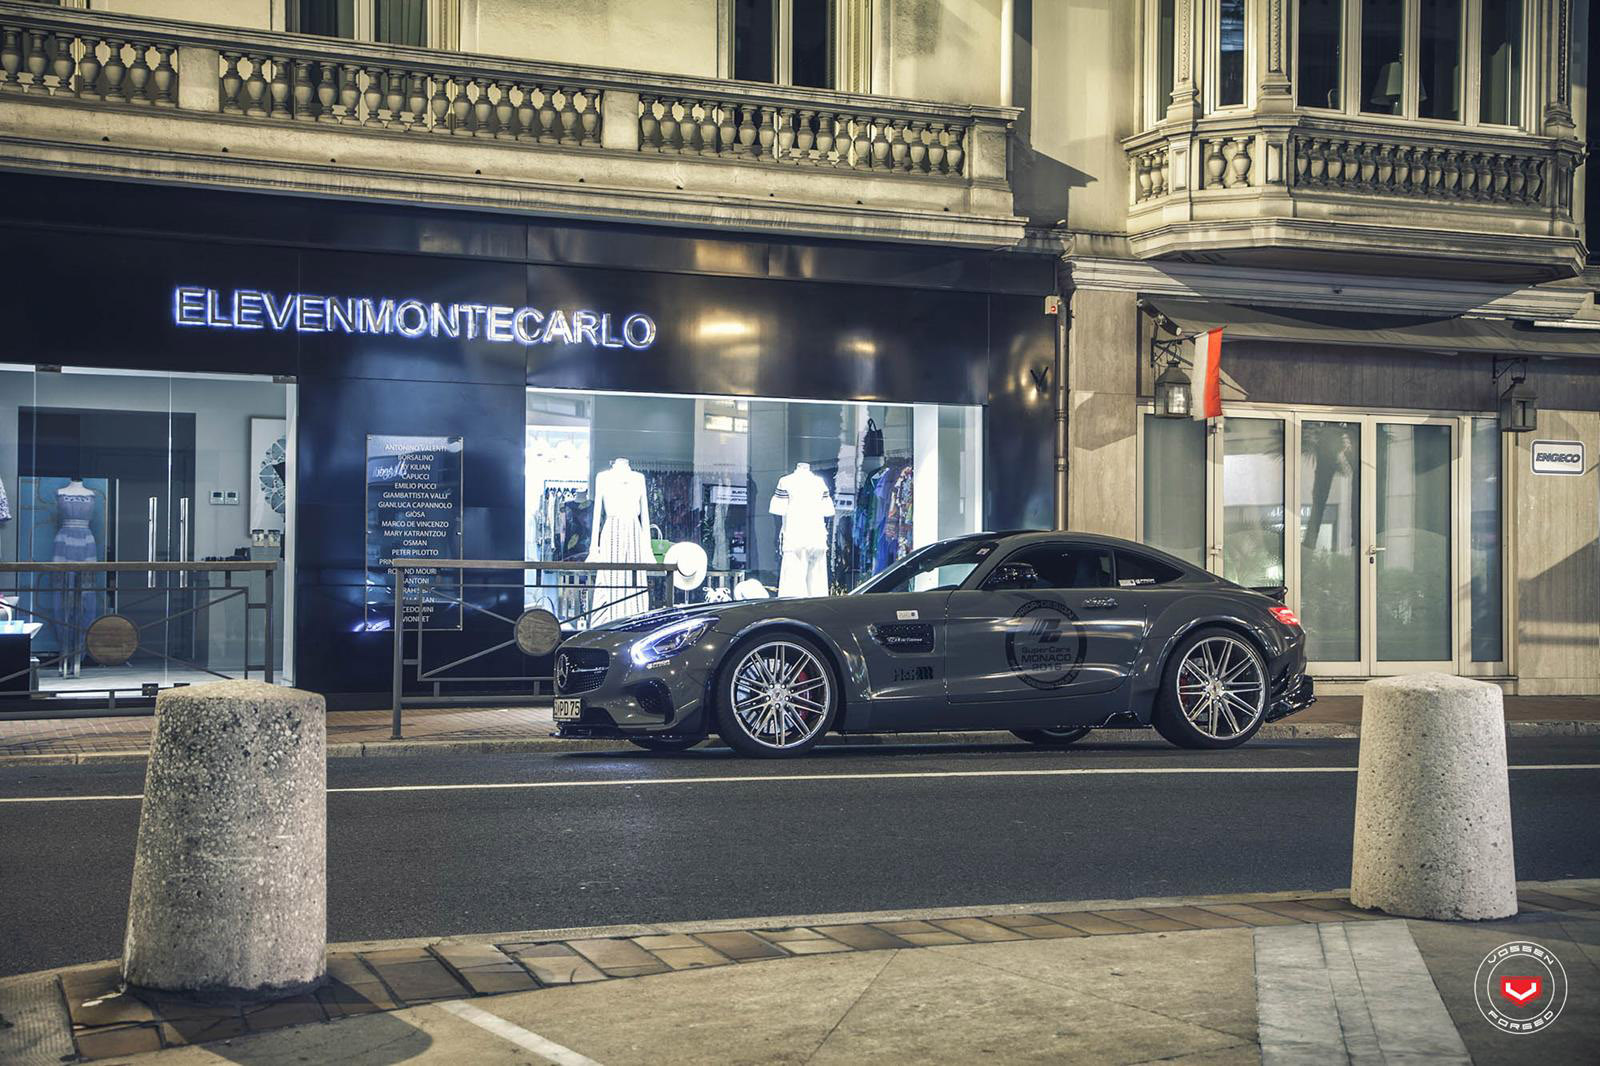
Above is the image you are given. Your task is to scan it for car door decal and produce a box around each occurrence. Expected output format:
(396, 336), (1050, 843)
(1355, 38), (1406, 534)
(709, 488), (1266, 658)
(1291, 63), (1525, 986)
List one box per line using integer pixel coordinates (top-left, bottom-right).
(1004, 599), (1089, 690)
(869, 622), (936, 654)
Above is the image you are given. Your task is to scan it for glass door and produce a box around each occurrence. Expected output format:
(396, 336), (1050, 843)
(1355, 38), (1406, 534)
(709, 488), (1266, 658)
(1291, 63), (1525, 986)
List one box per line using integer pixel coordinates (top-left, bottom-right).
(1367, 417), (1456, 673)
(1298, 419), (1363, 671)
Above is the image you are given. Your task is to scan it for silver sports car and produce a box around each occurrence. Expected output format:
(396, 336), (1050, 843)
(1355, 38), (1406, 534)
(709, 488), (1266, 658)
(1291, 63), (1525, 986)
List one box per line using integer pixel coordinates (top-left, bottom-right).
(552, 531), (1315, 757)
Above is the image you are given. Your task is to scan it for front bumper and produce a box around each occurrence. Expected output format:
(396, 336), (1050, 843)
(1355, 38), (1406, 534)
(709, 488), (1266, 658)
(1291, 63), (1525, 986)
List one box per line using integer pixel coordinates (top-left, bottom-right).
(1265, 673), (1315, 723)
(551, 638), (716, 739)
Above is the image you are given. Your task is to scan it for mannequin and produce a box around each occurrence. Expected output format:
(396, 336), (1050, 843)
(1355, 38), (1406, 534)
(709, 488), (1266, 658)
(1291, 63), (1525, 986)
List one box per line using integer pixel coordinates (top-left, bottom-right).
(770, 462), (834, 598)
(52, 478), (100, 675)
(587, 458), (652, 625)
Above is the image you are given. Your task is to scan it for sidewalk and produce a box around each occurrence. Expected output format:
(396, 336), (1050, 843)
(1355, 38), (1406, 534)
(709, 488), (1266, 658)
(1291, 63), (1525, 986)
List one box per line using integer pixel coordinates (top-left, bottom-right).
(2, 694), (1598, 766)
(3, 881), (1595, 1065)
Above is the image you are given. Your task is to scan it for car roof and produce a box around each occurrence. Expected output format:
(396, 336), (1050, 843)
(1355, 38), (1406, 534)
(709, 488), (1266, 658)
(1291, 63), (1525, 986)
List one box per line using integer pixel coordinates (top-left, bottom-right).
(971, 530), (1214, 579)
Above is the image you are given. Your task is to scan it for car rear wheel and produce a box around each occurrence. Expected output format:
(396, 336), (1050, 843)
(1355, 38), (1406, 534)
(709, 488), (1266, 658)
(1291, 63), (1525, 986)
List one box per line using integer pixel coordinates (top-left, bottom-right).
(625, 736), (702, 753)
(1153, 627), (1268, 750)
(714, 633), (838, 758)
(1011, 727), (1091, 747)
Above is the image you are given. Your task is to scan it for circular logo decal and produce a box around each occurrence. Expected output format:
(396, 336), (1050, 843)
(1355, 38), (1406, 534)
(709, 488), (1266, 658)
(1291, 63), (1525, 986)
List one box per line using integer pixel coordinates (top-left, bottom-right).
(85, 614), (139, 667)
(554, 652), (572, 691)
(1474, 941), (1568, 1034)
(1005, 599), (1088, 690)
(514, 609), (562, 657)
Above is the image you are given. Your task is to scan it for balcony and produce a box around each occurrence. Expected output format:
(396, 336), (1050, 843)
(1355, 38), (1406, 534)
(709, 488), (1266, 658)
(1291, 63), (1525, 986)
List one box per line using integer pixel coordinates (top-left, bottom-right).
(1123, 114), (1586, 281)
(0, 1), (1022, 247)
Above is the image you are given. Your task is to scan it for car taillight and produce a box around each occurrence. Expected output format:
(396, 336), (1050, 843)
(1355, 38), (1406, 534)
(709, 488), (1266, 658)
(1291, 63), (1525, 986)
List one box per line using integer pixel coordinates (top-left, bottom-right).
(1270, 605), (1301, 629)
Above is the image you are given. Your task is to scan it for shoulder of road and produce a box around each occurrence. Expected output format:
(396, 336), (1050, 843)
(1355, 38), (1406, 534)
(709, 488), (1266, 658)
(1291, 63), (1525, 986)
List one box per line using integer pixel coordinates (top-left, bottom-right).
(3, 880), (1595, 1064)
(4, 694), (1598, 767)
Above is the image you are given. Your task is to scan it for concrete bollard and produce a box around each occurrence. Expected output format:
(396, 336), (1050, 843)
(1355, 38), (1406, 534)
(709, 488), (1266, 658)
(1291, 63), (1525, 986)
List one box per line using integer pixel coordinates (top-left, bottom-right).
(1350, 673), (1517, 920)
(123, 680), (327, 998)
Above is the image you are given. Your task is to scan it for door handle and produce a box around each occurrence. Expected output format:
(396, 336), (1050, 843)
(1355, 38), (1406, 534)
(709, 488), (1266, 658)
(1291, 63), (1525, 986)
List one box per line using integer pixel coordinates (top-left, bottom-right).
(178, 497), (189, 588)
(147, 496), (159, 588)
(1083, 596), (1118, 610)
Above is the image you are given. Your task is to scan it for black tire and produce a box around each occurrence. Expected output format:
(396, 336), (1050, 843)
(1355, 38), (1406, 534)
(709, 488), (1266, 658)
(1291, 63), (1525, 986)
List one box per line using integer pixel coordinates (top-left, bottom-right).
(625, 736), (703, 753)
(713, 631), (840, 758)
(1011, 727), (1091, 747)
(1153, 626), (1269, 750)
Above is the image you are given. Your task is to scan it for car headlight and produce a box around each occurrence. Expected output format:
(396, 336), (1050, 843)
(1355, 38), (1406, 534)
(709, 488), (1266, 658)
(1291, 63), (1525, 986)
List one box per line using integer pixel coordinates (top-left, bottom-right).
(630, 617), (717, 667)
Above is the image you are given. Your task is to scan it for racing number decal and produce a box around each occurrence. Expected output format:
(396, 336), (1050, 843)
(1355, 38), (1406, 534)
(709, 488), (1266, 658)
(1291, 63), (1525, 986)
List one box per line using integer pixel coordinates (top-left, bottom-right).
(1005, 600), (1089, 690)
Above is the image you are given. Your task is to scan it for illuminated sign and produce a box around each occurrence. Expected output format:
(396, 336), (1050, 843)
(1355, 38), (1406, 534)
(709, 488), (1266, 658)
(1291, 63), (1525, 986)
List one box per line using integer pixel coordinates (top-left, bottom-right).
(173, 286), (657, 349)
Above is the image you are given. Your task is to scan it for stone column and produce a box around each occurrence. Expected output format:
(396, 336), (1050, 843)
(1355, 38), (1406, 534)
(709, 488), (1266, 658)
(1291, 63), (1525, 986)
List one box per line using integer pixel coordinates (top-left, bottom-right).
(123, 680), (327, 998)
(1165, 0), (1201, 122)
(1256, 0), (1292, 111)
(1541, 0), (1576, 135)
(1349, 674), (1517, 921)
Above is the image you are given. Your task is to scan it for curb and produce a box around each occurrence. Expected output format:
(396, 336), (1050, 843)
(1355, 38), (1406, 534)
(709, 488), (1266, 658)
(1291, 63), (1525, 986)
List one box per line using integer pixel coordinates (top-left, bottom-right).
(1, 718), (1595, 767)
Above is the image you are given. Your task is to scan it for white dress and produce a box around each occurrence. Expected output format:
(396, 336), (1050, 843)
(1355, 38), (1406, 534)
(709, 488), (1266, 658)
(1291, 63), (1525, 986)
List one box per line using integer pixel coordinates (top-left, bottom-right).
(587, 464), (653, 625)
(771, 465), (834, 598)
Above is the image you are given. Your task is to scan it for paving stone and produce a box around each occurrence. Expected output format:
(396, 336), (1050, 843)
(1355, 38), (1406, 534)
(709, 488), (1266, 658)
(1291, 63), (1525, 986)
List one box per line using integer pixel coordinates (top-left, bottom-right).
(158, 1012), (249, 1046)
(1040, 911), (1143, 935)
(693, 930), (791, 961)
(245, 994), (329, 1032)
(985, 914), (1061, 931)
(630, 933), (703, 951)
(1534, 886), (1600, 908)
(360, 948), (471, 1003)
(504, 940), (580, 958)
(770, 938), (853, 956)
(75, 1024), (163, 1058)
(1517, 890), (1592, 912)
(1090, 908), (1199, 933)
(1250, 901), (1349, 924)
(570, 938), (671, 977)
(754, 927), (828, 943)
(1009, 920), (1091, 939)
(1145, 906), (1250, 929)
(432, 944), (540, 995)
(316, 955), (398, 1017)
(66, 987), (158, 1028)
(812, 924), (915, 951)
(651, 946), (734, 970)
(1199, 903), (1303, 926)
(1291, 898), (1390, 920)
(508, 947), (608, 986)
(931, 918), (1029, 942)
(893, 931), (972, 946)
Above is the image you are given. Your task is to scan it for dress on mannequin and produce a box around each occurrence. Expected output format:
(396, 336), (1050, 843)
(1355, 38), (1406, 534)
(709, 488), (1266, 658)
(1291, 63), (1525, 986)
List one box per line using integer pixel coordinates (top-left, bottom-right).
(771, 463), (834, 598)
(51, 480), (100, 672)
(586, 459), (653, 625)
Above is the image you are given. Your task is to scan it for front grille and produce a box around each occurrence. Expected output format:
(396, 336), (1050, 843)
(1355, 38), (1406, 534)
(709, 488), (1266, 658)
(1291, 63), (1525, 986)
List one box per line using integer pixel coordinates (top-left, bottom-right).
(555, 648), (609, 695)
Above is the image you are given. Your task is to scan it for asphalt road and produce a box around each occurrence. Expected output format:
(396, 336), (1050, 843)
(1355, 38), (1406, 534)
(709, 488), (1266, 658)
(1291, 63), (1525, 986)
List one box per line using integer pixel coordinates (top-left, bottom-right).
(3, 735), (1598, 978)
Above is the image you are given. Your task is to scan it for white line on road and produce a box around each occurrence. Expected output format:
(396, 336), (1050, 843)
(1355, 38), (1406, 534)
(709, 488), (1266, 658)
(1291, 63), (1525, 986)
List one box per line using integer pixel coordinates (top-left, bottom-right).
(435, 999), (605, 1066)
(1, 763), (1596, 803)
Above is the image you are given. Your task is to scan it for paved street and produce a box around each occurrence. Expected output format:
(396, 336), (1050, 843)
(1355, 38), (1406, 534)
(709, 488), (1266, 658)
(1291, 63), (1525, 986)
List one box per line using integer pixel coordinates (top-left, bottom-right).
(3, 736), (1598, 980)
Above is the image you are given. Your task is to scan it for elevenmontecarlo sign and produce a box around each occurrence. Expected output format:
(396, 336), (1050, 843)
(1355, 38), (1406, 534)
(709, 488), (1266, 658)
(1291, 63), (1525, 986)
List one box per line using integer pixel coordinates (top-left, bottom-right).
(1530, 440), (1586, 476)
(172, 286), (657, 349)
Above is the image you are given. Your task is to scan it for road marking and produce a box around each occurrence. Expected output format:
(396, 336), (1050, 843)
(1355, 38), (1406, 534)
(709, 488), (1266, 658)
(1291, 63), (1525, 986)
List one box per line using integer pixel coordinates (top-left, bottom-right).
(435, 999), (604, 1066)
(0, 763), (1595, 803)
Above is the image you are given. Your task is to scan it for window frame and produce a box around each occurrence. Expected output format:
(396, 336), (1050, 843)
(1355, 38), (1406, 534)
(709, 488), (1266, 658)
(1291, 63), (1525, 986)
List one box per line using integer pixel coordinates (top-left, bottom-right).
(1288, 0), (1534, 131)
(1205, 0), (1255, 114)
(289, 0), (436, 50)
(724, 0), (843, 90)
(1143, 0), (1180, 128)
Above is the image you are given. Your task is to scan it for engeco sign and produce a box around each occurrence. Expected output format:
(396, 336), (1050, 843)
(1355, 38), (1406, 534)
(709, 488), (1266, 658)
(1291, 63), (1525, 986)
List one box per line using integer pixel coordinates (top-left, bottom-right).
(1529, 440), (1585, 476)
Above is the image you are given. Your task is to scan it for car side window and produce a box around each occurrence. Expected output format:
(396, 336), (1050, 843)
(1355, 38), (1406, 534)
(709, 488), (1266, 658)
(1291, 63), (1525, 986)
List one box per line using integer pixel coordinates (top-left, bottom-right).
(995, 545), (1115, 590)
(1115, 551), (1185, 587)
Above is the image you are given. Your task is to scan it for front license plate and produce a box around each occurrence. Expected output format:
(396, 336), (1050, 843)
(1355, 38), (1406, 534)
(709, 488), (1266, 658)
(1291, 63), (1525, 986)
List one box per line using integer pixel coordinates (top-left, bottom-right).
(553, 697), (584, 721)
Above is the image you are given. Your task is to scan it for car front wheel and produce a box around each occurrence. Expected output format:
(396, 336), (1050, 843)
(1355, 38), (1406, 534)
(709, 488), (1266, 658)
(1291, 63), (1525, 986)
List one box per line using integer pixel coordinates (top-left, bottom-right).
(1153, 628), (1268, 750)
(714, 633), (838, 758)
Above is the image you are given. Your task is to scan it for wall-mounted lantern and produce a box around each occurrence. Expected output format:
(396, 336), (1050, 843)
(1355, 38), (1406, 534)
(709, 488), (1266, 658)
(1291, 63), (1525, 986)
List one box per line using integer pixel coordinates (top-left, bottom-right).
(1493, 357), (1537, 433)
(1140, 300), (1194, 419)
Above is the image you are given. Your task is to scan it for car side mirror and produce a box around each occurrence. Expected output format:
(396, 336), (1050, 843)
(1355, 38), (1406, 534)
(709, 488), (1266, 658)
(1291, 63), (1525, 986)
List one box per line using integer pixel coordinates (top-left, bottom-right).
(985, 562), (1041, 591)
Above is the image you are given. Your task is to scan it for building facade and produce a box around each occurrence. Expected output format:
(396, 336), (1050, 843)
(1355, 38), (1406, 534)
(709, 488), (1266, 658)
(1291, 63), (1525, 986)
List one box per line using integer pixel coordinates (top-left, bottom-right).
(0, 0), (1593, 704)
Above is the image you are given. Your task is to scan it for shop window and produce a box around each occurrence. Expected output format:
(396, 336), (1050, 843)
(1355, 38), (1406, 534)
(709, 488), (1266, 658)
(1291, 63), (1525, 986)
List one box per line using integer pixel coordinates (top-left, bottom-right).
(1297, 0), (1343, 108)
(1222, 417), (1286, 590)
(294, 0), (427, 47)
(1478, 0), (1522, 125)
(525, 388), (981, 621)
(1141, 414), (1207, 567)
(734, 0), (835, 89)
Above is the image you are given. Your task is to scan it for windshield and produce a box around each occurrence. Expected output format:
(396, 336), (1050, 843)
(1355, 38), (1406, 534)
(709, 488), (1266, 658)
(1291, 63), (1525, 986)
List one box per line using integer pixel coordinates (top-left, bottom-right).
(851, 538), (999, 595)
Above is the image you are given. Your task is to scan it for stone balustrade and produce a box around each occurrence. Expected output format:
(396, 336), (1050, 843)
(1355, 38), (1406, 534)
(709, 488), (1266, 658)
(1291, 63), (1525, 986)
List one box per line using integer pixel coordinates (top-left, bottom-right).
(1289, 134), (1546, 206)
(0, 23), (177, 105)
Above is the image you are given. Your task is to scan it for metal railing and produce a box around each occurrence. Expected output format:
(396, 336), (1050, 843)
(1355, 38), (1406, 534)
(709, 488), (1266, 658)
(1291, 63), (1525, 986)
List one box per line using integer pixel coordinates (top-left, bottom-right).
(0, 560), (278, 717)
(387, 557), (678, 739)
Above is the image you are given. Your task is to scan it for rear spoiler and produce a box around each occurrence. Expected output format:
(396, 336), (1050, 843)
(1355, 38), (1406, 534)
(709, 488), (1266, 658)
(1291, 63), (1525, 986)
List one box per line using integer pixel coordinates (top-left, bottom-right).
(1249, 585), (1288, 603)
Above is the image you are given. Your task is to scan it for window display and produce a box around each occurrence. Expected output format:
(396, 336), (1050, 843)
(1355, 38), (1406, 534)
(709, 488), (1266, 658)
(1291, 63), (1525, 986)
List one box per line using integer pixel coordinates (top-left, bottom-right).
(526, 389), (982, 623)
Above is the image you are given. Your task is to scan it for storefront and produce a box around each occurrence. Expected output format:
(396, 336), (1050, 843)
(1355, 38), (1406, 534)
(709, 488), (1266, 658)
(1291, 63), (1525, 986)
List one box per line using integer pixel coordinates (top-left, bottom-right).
(1129, 298), (1600, 694)
(0, 174), (1056, 707)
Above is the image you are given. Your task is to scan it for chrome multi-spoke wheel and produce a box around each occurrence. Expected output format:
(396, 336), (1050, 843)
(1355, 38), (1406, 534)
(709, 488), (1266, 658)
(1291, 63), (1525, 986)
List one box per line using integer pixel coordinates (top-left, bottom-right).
(1154, 629), (1268, 749)
(716, 636), (836, 757)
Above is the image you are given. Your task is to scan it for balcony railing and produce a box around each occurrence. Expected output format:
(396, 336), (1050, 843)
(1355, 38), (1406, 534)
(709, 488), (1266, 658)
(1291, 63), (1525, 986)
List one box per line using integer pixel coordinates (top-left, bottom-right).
(0, 2), (1003, 183)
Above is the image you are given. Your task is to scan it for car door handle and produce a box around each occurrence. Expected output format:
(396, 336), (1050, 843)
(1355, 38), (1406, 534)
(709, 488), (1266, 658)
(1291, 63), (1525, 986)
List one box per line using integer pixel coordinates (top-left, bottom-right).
(1083, 596), (1118, 610)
